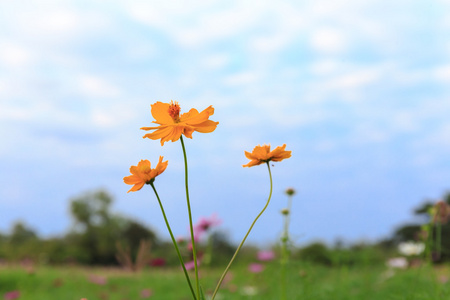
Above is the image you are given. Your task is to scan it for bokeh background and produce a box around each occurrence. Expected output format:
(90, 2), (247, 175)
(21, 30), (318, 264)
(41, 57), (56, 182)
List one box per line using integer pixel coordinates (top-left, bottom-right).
(1, 0), (449, 246)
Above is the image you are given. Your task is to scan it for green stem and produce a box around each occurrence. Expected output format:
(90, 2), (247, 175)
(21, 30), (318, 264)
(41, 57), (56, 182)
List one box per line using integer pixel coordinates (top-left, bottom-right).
(436, 221), (442, 261)
(150, 183), (197, 300)
(280, 256), (287, 300)
(425, 222), (434, 264)
(284, 195), (293, 242)
(280, 194), (292, 300)
(180, 136), (200, 298)
(204, 234), (213, 267)
(211, 162), (273, 300)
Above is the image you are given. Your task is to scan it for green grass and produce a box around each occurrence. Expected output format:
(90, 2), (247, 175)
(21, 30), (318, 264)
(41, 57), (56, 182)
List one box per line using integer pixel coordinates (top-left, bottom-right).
(1, 262), (449, 299)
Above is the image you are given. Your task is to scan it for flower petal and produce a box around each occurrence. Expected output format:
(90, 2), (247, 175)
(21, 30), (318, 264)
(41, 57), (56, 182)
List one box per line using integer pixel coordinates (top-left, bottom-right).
(140, 126), (161, 131)
(167, 126), (183, 143)
(180, 108), (199, 121)
(243, 144), (290, 167)
(143, 126), (173, 140)
(242, 159), (264, 167)
(153, 156), (168, 177)
(137, 159), (151, 171)
(150, 102), (174, 125)
(141, 102), (218, 145)
(252, 145), (270, 160)
(127, 182), (145, 193)
(193, 120), (219, 133)
(182, 106), (214, 124)
(123, 174), (142, 184)
(183, 126), (195, 139)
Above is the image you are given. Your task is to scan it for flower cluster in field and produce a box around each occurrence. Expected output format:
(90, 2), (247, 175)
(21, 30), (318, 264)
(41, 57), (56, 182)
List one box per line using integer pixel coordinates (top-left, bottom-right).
(386, 199), (450, 271)
(122, 101), (291, 300)
(175, 213), (222, 269)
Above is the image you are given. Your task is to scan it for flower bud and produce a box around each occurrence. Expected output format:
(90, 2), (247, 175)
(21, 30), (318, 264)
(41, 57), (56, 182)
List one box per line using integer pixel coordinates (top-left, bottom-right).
(280, 208), (290, 215)
(285, 188), (295, 196)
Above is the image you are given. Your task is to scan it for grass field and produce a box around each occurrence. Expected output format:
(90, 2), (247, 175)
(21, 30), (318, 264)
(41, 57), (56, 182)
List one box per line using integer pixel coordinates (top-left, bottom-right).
(1, 262), (449, 300)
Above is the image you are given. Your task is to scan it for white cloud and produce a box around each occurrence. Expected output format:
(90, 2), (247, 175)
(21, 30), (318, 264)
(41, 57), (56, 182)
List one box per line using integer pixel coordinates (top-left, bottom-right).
(127, 1), (263, 48)
(7, 4), (111, 42)
(329, 68), (382, 90)
(310, 59), (343, 76)
(0, 42), (34, 68)
(309, 27), (349, 54)
(434, 65), (450, 83)
(0, 101), (35, 122)
(19, 9), (80, 36)
(303, 63), (391, 104)
(78, 75), (122, 98)
(201, 53), (230, 70)
(222, 71), (261, 86)
(247, 4), (306, 54)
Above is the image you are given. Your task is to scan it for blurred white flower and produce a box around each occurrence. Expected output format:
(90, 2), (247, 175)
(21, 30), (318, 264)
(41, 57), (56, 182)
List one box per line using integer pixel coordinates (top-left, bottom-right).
(386, 257), (408, 269)
(398, 241), (425, 256)
(241, 286), (258, 296)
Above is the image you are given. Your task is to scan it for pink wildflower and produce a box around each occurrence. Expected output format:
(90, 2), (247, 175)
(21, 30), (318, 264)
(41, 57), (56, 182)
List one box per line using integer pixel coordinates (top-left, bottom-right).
(184, 260), (197, 270)
(4, 291), (20, 300)
(192, 213), (222, 242)
(248, 263), (265, 273)
(150, 257), (166, 267)
(140, 289), (153, 298)
(257, 250), (275, 261)
(88, 274), (107, 285)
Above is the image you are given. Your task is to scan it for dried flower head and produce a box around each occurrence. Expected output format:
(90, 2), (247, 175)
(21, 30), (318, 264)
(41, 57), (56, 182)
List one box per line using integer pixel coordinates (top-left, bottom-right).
(285, 188), (296, 196)
(280, 208), (290, 215)
(433, 200), (450, 224)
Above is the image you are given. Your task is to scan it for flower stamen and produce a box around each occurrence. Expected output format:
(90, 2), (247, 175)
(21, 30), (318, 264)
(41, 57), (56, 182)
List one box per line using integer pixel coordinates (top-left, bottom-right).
(168, 101), (181, 122)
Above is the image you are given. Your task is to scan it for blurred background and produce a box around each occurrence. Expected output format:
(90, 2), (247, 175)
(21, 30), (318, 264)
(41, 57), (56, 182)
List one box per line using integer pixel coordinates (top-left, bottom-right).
(1, 0), (449, 253)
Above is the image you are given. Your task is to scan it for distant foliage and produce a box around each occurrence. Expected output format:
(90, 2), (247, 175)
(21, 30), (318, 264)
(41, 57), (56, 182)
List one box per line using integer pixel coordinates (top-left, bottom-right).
(391, 192), (450, 262)
(0, 189), (239, 267)
(295, 241), (388, 267)
(67, 189), (158, 265)
(298, 242), (332, 266)
(0, 189), (159, 266)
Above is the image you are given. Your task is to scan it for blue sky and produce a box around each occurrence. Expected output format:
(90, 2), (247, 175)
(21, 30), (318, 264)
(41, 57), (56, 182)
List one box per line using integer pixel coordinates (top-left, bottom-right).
(1, 0), (449, 246)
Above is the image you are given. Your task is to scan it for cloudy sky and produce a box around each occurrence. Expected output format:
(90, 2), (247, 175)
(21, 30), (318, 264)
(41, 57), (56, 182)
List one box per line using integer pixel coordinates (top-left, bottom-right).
(1, 0), (449, 246)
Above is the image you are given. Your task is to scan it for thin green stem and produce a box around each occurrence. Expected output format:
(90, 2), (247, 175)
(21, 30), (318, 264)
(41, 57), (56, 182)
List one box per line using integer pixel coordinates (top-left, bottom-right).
(211, 162), (273, 300)
(180, 136), (200, 298)
(436, 221), (442, 261)
(150, 183), (197, 300)
(284, 195), (293, 241)
(424, 224), (432, 264)
(280, 194), (292, 300)
(204, 234), (213, 267)
(280, 257), (287, 300)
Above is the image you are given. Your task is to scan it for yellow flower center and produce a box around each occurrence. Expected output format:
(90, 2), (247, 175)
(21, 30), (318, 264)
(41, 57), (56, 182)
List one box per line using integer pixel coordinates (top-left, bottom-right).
(168, 101), (181, 122)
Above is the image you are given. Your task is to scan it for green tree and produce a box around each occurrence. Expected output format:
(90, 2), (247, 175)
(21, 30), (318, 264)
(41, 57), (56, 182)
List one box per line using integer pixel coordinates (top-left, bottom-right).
(9, 222), (37, 245)
(69, 189), (157, 265)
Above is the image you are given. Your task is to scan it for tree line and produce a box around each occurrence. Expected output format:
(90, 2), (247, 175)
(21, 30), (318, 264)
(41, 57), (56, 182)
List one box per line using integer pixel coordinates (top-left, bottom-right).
(1, 189), (449, 266)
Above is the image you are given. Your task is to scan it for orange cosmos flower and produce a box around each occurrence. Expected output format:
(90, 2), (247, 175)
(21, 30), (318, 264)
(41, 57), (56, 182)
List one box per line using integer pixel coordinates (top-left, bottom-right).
(141, 101), (219, 145)
(123, 156), (168, 192)
(243, 144), (291, 167)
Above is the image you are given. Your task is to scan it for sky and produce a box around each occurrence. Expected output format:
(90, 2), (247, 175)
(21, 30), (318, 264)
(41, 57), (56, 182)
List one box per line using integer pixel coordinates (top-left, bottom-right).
(1, 0), (449, 247)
